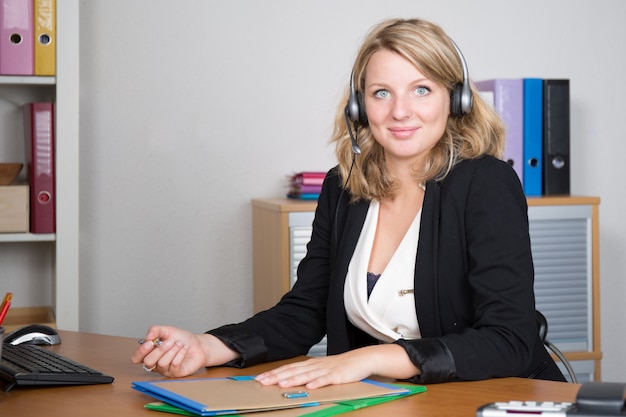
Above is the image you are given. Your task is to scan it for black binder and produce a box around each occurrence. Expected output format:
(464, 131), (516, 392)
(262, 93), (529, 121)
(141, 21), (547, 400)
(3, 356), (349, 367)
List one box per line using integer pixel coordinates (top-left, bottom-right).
(542, 79), (570, 195)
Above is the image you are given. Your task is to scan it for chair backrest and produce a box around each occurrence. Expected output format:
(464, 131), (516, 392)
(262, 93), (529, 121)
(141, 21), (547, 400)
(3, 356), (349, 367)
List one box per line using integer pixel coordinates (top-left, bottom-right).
(535, 310), (579, 383)
(536, 310), (548, 341)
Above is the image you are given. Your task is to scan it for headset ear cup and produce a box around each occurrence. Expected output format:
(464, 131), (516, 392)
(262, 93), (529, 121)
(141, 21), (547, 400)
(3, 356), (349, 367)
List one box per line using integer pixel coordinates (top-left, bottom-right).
(450, 84), (463, 117)
(356, 91), (369, 125)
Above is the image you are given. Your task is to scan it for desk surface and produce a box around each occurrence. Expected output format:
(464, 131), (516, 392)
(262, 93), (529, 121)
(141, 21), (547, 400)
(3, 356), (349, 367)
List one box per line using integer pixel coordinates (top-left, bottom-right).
(1, 330), (580, 416)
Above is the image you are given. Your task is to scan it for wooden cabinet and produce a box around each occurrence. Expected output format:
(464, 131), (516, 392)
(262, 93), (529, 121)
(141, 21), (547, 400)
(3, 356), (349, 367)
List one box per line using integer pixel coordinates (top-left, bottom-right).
(526, 196), (601, 382)
(251, 198), (317, 314)
(251, 196), (601, 381)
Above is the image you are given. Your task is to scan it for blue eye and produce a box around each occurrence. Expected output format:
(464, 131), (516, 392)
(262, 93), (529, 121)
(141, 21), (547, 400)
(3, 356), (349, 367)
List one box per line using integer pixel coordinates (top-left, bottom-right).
(415, 86), (430, 96)
(374, 89), (390, 99)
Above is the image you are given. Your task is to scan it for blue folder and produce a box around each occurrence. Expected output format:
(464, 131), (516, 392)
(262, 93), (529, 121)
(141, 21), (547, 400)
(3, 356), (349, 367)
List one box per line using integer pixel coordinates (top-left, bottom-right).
(132, 376), (415, 416)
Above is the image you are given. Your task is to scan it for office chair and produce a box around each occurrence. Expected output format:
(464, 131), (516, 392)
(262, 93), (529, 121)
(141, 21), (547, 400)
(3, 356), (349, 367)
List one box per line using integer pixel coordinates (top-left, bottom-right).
(536, 310), (579, 383)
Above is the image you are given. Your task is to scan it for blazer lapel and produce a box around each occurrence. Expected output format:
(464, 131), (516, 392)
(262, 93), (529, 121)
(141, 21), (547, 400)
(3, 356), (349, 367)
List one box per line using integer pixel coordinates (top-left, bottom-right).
(414, 181), (443, 337)
(327, 198), (369, 353)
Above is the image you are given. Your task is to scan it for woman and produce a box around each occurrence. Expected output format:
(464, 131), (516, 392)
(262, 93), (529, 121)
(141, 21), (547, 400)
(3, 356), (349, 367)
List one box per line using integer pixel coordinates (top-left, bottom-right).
(131, 18), (565, 387)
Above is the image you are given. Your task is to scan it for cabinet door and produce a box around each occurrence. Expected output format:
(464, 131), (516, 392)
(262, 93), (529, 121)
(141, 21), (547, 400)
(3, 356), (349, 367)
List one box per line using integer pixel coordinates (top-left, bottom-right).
(529, 204), (593, 352)
(289, 211), (315, 287)
(288, 211), (325, 356)
(529, 203), (596, 382)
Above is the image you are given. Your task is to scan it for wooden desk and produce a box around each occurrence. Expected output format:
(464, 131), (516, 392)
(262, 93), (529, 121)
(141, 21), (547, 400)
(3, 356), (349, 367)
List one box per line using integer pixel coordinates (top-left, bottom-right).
(0, 330), (580, 416)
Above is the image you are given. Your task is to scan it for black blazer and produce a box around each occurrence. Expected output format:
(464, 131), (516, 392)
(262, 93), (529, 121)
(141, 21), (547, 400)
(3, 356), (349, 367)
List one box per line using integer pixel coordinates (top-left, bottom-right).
(210, 155), (565, 383)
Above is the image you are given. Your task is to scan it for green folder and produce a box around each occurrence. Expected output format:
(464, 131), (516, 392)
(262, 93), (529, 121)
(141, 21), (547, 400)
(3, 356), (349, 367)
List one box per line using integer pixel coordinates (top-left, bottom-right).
(144, 383), (426, 416)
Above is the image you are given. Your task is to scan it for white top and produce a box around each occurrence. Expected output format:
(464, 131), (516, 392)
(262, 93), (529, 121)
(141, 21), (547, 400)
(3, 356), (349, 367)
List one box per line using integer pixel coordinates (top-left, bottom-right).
(343, 200), (422, 342)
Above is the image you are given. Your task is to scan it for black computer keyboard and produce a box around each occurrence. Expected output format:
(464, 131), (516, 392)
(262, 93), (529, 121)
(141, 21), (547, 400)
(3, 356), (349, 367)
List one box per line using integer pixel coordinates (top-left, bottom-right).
(0, 343), (114, 392)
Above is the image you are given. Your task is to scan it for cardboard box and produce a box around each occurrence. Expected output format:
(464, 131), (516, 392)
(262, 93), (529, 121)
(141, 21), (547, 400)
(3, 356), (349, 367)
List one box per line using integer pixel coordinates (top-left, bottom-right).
(0, 185), (29, 233)
(2, 306), (56, 333)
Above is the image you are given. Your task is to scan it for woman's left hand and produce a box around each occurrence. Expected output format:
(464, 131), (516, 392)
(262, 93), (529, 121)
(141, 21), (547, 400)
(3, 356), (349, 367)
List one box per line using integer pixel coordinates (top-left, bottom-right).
(254, 344), (419, 389)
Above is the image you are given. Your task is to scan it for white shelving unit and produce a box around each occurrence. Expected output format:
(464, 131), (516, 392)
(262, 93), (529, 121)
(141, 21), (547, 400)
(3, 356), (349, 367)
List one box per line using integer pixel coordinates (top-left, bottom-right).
(0, 0), (79, 331)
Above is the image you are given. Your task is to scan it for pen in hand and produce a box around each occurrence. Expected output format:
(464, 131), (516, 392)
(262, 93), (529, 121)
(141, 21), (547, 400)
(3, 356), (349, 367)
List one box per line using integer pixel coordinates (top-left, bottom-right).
(138, 337), (163, 347)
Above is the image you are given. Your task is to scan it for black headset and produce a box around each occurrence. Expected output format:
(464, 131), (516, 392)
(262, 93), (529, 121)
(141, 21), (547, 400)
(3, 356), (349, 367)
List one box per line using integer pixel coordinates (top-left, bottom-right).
(344, 38), (473, 154)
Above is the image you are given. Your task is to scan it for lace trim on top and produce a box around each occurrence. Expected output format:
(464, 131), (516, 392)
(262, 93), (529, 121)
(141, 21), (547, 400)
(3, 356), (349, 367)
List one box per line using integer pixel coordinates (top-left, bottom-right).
(366, 272), (381, 300)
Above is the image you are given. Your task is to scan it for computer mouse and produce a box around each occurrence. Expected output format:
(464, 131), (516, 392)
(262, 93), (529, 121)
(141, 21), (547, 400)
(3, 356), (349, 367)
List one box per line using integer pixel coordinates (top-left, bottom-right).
(3, 324), (62, 346)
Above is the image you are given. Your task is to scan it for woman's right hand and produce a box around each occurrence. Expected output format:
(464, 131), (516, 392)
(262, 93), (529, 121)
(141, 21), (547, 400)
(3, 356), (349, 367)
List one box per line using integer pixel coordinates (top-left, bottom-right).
(130, 325), (239, 377)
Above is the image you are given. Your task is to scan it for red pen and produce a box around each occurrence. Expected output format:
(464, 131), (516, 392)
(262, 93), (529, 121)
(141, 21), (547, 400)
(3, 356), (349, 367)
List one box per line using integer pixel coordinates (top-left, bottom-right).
(0, 292), (12, 326)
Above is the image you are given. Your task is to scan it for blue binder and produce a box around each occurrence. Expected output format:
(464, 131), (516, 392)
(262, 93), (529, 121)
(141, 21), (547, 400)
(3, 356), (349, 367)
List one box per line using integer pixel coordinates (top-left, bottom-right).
(523, 78), (543, 196)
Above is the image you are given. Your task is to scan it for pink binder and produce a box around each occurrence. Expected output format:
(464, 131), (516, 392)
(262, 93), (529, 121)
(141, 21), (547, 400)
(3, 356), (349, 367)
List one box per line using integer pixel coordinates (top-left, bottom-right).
(24, 102), (55, 233)
(0, 0), (34, 75)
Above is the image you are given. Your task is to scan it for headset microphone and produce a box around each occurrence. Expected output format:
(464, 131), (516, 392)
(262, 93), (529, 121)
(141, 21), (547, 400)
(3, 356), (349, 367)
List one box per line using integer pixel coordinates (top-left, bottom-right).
(344, 106), (362, 155)
(344, 69), (364, 155)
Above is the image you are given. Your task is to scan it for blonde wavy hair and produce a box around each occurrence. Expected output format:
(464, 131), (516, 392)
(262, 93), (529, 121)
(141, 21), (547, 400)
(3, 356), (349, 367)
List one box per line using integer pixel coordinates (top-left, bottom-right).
(331, 18), (505, 201)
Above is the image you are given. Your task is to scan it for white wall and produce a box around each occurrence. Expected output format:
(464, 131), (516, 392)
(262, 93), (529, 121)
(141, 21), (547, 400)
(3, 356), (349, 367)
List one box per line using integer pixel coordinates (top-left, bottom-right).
(77, 0), (626, 381)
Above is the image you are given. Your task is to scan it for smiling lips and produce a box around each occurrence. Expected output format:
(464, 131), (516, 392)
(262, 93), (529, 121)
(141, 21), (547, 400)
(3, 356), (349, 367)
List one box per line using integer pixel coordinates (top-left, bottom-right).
(389, 127), (419, 139)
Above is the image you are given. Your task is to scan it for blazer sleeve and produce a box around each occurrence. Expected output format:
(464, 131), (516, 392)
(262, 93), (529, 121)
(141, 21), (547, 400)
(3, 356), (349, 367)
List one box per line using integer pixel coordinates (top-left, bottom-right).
(206, 168), (342, 366)
(395, 157), (538, 383)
